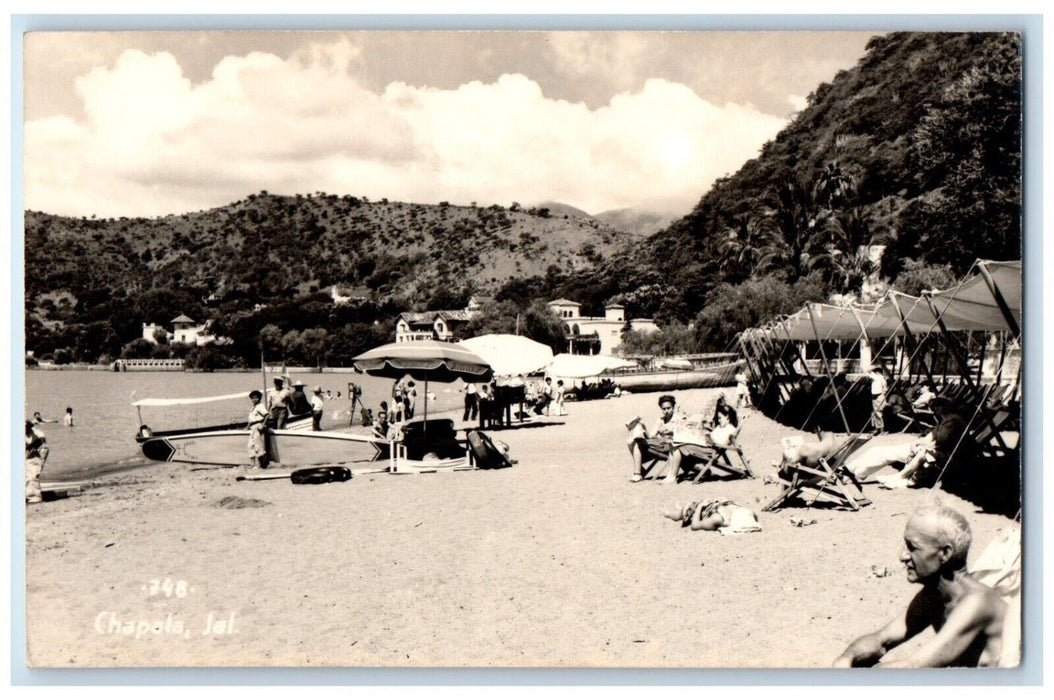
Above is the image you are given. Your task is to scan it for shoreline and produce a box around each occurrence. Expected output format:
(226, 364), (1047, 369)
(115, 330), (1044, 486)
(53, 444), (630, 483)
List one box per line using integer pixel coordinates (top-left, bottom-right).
(25, 386), (1018, 668)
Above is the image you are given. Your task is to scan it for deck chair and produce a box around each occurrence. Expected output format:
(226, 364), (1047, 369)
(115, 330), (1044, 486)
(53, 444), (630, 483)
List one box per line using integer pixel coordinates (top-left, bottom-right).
(688, 419), (755, 482)
(762, 434), (873, 512)
(389, 418), (473, 474)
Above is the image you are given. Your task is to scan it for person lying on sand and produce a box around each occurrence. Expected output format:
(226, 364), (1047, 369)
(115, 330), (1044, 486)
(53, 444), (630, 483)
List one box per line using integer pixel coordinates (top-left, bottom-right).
(832, 504), (1006, 668)
(661, 499), (761, 533)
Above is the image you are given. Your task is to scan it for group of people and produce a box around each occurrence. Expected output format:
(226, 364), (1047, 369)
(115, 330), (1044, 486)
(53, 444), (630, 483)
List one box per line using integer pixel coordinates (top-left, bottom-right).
(626, 393), (741, 484)
(246, 377), (331, 469)
(629, 390), (1012, 668)
(460, 378), (567, 430)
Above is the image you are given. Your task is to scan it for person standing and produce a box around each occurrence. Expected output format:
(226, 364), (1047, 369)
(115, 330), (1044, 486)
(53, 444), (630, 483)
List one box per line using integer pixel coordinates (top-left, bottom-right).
(553, 380), (567, 416)
(310, 386), (325, 431)
(63, 407), (74, 427)
(870, 366), (889, 434)
(267, 377), (292, 429)
(463, 382), (479, 422)
(247, 390), (270, 469)
(405, 381), (418, 419)
(25, 421), (49, 504)
(734, 368), (752, 408)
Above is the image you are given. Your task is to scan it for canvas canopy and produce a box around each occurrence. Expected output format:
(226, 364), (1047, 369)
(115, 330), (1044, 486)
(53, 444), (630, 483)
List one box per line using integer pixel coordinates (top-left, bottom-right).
(131, 391), (251, 408)
(459, 334), (554, 377)
(748, 259), (1021, 344)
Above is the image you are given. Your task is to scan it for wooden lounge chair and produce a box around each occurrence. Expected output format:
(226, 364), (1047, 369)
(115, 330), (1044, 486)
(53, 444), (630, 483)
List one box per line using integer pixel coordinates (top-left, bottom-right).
(762, 433), (873, 512)
(688, 420), (755, 482)
(388, 418), (474, 474)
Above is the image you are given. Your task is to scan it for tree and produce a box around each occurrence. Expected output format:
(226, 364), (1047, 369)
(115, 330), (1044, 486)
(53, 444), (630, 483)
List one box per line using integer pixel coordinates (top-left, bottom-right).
(521, 299), (569, 354)
(693, 273), (830, 352)
(806, 207), (879, 293)
(890, 260), (958, 296)
(759, 175), (827, 280)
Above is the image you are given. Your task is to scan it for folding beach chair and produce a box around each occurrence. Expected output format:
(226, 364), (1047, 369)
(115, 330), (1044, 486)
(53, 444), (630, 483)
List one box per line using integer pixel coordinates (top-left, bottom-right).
(688, 418), (755, 482)
(762, 433), (873, 512)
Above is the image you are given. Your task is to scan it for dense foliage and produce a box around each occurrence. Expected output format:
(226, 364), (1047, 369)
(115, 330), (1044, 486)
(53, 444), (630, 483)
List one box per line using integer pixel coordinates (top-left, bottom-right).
(24, 32), (1021, 364)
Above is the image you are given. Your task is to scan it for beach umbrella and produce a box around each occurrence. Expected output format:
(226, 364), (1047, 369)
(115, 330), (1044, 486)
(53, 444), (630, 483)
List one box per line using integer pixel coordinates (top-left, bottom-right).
(547, 353), (638, 379)
(459, 334), (554, 378)
(352, 340), (493, 429)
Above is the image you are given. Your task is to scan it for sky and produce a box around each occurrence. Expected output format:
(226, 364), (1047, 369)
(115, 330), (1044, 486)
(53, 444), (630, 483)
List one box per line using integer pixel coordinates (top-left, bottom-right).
(22, 30), (876, 219)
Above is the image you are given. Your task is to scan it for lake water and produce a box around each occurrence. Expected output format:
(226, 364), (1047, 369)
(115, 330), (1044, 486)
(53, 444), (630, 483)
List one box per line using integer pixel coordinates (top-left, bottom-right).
(24, 370), (465, 481)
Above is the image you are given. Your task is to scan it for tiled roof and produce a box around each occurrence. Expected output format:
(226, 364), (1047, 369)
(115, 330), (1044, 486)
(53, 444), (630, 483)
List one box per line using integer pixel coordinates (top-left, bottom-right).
(170, 314), (196, 324)
(548, 298), (580, 306)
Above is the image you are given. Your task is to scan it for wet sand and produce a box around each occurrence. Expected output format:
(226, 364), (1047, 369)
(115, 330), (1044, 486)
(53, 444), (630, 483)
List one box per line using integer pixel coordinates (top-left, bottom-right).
(25, 387), (1018, 667)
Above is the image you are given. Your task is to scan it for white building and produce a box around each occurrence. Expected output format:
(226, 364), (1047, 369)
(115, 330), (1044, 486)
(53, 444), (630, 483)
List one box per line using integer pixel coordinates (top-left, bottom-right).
(141, 314), (226, 347)
(142, 322), (170, 344)
(548, 300), (660, 356)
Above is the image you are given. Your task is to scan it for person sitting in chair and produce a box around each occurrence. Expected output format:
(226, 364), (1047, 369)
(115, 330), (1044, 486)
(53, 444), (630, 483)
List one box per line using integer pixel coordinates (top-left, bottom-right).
(833, 504), (1006, 667)
(662, 410), (742, 484)
(626, 394), (681, 483)
(846, 398), (967, 488)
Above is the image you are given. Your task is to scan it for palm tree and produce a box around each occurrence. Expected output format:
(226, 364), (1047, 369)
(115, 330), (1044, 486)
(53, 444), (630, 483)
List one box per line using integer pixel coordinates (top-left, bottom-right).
(813, 161), (857, 211)
(717, 213), (781, 279)
(759, 176), (827, 279)
(806, 207), (878, 293)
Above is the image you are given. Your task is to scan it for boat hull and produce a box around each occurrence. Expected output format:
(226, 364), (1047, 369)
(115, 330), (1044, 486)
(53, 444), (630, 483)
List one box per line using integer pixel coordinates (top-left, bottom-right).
(606, 363), (738, 393)
(140, 429), (385, 468)
(135, 414), (313, 444)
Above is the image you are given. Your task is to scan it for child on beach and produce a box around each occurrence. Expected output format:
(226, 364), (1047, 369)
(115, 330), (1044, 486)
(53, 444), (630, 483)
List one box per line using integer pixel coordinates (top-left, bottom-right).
(247, 390), (270, 469)
(64, 407), (74, 427)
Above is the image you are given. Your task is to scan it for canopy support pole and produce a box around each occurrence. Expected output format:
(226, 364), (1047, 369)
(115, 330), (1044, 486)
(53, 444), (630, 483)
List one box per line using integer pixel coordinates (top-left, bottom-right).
(977, 261), (1021, 339)
(806, 304), (851, 435)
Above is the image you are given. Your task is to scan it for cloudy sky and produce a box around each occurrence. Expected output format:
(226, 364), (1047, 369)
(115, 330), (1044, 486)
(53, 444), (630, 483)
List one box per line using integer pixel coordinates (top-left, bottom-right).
(23, 30), (876, 218)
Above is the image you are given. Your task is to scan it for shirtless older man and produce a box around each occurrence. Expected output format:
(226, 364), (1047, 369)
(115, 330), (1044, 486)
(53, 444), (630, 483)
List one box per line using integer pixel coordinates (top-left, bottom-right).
(833, 504), (1007, 668)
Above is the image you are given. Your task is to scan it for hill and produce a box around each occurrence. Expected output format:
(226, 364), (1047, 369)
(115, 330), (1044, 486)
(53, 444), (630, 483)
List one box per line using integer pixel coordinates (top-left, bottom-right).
(594, 207), (675, 237)
(648, 32), (1021, 293)
(24, 195), (637, 363)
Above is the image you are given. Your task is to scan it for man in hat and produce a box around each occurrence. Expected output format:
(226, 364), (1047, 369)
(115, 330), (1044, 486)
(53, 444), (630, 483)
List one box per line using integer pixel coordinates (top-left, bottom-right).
(288, 380), (312, 417)
(310, 386), (325, 431)
(267, 377), (292, 429)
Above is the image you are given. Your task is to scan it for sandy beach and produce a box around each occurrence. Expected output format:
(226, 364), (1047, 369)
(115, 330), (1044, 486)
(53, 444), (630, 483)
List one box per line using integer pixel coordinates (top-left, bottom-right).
(25, 386), (1018, 668)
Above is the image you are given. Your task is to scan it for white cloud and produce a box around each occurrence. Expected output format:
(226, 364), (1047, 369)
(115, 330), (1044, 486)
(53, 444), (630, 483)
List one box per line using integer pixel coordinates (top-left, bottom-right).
(787, 93), (809, 112)
(24, 41), (788, 218)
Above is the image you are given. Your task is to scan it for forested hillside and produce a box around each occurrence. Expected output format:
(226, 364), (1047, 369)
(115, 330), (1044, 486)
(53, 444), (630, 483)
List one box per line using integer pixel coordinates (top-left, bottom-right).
(24, 31), (1022, 365)
(640, 32), (1021, 349)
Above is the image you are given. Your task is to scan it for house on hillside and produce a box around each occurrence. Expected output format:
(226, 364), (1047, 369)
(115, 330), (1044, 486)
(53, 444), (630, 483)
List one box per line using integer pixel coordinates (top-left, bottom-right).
(395, 310), (474, 343)
(549, 300), (659, 356)
(394, 298), (488, 343)
(143, 314), (229, 347)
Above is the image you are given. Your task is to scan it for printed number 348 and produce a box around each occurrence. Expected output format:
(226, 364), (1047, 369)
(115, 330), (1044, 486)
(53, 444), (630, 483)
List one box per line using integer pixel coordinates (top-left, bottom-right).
(147, 578), (189, 597)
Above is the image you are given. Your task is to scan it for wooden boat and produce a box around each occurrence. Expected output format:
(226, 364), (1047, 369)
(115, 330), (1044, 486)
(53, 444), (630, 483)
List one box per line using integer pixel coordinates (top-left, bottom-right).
(132, 391), (312, 445)
(599, 355), (740, 394)
(140, 428), (387, 469)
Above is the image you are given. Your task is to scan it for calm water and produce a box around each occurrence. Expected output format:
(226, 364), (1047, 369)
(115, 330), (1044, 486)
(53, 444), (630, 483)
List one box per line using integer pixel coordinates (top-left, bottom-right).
(24, 370), (465, 480)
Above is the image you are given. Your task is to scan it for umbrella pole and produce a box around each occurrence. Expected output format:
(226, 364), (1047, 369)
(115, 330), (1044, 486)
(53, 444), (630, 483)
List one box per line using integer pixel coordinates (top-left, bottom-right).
(423, 378), (429, 441)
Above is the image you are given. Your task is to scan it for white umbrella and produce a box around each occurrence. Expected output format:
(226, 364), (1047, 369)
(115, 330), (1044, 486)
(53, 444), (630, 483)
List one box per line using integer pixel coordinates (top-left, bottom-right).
(459, 334), (554, 378)
(547, 353), (638, 379)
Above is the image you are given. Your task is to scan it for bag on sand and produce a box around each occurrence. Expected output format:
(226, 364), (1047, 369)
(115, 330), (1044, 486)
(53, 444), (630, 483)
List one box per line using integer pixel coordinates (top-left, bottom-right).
(466, 430), (513, 469)
(290, 466), (353, 485)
